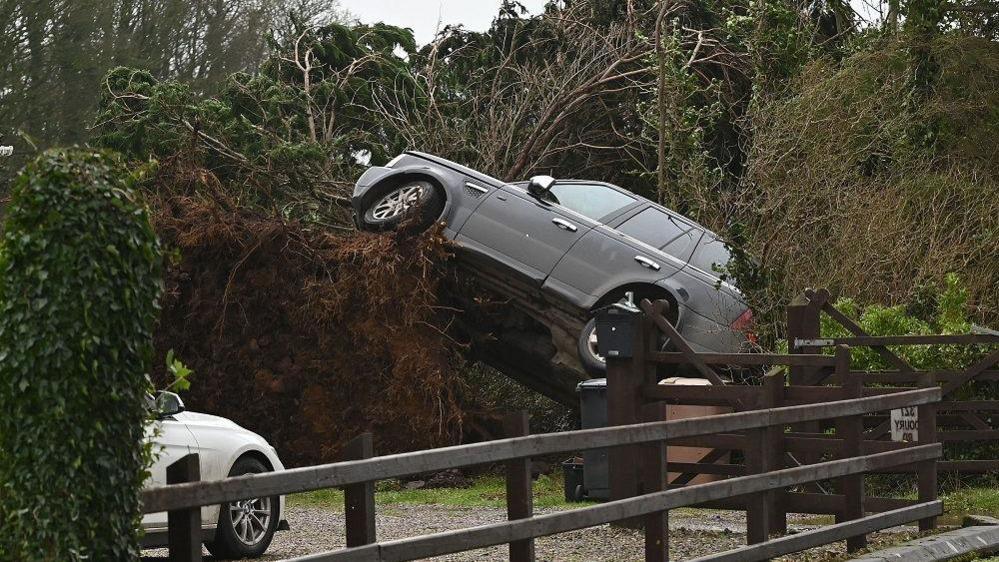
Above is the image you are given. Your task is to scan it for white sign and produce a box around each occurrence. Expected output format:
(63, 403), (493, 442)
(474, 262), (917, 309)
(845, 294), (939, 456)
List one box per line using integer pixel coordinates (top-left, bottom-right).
(891, 406), (919, 442)
(0, 146), (12, 157)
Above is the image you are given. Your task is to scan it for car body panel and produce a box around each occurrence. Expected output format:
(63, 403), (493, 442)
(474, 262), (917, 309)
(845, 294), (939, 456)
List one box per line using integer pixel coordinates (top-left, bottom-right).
(457, 184), (599, 286)
(142, 410), (286, 539)
(546, 224), (684, 307)
(142, 419), (199, 529)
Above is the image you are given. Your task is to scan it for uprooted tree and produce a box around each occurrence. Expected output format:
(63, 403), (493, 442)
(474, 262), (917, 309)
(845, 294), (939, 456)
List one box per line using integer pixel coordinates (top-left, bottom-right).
(84, 0), (999, 462)
(0, 150), (163, 560)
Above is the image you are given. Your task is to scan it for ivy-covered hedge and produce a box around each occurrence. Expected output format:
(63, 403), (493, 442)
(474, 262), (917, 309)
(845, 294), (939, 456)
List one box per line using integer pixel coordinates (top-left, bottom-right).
(0, 150), (163, 560)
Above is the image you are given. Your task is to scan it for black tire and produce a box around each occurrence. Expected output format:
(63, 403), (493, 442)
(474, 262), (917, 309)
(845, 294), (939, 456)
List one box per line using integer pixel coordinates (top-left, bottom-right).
(578, 316), (605, 376)
(358, 178), (444, 231)
(205, 456), (278, 560)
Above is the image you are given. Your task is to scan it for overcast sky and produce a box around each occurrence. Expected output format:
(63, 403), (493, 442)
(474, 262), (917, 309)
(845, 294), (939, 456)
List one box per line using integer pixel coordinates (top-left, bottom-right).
(340, 1), (882, 46)
(339, 0), (550, 46)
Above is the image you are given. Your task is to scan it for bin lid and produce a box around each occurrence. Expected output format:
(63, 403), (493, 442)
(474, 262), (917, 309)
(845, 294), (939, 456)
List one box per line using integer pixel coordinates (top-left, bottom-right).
(576, 378), (607, 391)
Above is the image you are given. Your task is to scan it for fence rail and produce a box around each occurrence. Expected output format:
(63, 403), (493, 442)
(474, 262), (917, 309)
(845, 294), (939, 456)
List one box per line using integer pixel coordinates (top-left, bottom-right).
(142, 388), (938, 513)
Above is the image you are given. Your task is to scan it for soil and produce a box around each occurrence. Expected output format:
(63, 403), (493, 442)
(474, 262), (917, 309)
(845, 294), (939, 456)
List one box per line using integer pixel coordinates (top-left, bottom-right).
(150, 194), (471, 466)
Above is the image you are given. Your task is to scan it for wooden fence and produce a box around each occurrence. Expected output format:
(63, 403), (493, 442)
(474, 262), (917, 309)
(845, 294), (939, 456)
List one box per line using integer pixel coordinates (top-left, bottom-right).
(604, 298), (943, 555)
(143, 299), (943, 562)
(786, 288), (999, 474)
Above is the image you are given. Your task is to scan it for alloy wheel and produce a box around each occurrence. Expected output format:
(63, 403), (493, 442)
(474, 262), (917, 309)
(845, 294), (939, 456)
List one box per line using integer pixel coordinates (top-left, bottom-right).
(370, 183), (426, 222)
(229, 496), (272, 546)
(586, 328), (605, 364)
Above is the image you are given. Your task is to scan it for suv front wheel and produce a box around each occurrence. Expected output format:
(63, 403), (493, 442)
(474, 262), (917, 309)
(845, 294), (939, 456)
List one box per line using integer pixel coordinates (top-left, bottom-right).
(359, 179), (444, 231)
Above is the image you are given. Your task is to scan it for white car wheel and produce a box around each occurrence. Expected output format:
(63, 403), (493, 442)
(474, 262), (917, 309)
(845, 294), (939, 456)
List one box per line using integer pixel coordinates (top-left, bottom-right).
(206, 457), (278, 559)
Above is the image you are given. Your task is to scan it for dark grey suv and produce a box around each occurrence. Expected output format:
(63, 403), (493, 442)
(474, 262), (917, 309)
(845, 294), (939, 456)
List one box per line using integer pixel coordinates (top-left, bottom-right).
(352, 152), (753, 376)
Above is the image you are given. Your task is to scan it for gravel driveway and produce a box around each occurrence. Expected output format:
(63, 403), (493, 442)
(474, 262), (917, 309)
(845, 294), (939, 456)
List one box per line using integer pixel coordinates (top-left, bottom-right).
(143, 503), (918, 561)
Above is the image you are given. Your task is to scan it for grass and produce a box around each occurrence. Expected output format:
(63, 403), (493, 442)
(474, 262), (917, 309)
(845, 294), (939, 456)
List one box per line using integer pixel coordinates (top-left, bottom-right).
(291, 472), (999, 523)
(937, 486), (999, 526)
(289, 472), (590, 511)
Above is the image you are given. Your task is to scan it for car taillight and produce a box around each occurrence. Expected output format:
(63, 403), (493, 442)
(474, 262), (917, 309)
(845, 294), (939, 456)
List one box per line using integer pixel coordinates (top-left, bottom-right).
(731, 308), (757, 344)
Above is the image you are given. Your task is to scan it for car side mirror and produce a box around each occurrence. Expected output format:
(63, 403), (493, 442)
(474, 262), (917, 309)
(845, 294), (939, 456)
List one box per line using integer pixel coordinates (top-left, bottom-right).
(155, 391), (185, 418)
(527, 175), (556, 199)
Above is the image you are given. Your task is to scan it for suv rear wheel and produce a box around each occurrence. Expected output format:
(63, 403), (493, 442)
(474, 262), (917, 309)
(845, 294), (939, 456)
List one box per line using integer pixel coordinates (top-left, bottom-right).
(577, 291), (675, 376)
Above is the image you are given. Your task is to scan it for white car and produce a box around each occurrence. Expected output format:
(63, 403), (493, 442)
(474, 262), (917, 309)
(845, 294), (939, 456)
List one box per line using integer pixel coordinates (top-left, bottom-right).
(143, 391), (288, 558)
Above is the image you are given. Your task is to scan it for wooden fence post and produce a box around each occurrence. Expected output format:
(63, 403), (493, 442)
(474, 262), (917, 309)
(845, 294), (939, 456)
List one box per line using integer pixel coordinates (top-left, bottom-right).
(167, 453), (202, 562)
(745, 372), (782, 545)
(504, 411), (535, 562)
(608, 310), (656, 514)
(834, 345), (866, 552)
(787, 293), (823, 467)
(343, 433), (376, 547)
(764, 369), (787, 536)
(641, 402), (668, 562)
(917, 371), (939, 531)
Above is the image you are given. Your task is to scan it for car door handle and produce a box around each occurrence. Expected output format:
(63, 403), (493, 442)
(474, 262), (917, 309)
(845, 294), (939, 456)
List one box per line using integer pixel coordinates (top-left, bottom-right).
(635, 256), (661, 271)
(552, 218), (578, 232)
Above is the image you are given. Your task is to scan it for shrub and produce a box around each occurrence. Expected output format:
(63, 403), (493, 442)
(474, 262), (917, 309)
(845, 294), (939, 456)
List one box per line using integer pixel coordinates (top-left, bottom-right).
(0, 150), (163, 560)
(817, 274), (999, 467)
(819, 274), (989, 372)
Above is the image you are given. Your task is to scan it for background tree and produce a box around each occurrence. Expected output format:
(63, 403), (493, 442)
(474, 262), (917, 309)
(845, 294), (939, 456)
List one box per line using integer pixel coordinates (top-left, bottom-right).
(0, 0), (347, 189)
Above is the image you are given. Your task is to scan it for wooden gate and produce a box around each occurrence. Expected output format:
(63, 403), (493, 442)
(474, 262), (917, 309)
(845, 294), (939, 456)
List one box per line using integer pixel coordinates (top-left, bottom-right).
(605, 298), (942, 558)
(787, 288), (999, 474)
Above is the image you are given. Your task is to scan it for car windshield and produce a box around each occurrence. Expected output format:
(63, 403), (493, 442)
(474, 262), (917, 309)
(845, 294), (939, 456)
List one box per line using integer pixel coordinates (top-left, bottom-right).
(544, 183), (636, 221)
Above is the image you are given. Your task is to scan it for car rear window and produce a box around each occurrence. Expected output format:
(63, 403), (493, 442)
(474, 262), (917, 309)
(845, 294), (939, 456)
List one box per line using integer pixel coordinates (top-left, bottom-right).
(546, 183), (636, 221)
(690, 235), (732, 277)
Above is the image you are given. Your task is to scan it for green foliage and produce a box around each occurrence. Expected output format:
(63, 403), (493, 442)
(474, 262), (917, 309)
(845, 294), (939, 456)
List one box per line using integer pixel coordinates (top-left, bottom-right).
(736, 36), (999, 329)
(0, 150), (163, 561)
(95, 19), (417, 226)
(2, 0), (329, 190)
(165, 349), (194, 392)
(819, 274), (986, 371)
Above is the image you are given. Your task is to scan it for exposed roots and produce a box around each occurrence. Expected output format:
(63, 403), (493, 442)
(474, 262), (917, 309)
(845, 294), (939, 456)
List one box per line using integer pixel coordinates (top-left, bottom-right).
(151, 193), (467, 466)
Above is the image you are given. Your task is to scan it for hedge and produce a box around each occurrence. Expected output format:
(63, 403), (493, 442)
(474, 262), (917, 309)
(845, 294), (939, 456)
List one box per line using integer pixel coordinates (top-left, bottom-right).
(0, 150), (163, 560)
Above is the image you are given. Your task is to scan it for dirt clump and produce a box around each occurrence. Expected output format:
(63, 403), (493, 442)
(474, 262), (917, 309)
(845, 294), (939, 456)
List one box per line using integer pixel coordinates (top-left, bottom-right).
(150, 191), (468, 466)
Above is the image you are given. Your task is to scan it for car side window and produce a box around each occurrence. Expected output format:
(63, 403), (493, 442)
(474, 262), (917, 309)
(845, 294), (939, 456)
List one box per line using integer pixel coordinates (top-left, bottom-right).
(616, 207), (698, 255)
(544, 183), (636, 222)
(690, 235), (732, 277)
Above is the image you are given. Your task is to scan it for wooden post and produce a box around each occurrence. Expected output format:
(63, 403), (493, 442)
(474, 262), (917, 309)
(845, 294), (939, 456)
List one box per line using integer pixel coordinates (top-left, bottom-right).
(834, 345), (866, 552)
(504, 411), (535, 562)
(608, 311), (656, 504)
(786, 293), (823, 466)
(764, 369), (787, 536)
(786, 293), (822, 385)
(745, 373), (781, 545)
(343, 433), (376, 547)
(641, 402), (668, 562)
(917, 371), (939, 531)
(786, 294), (822, 464)
(167, 453), (202, 562)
